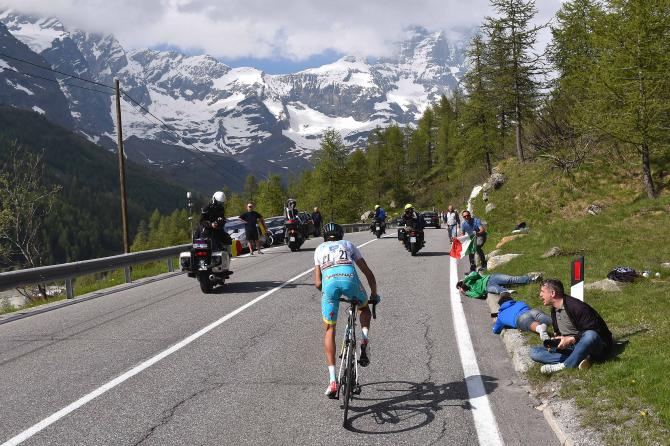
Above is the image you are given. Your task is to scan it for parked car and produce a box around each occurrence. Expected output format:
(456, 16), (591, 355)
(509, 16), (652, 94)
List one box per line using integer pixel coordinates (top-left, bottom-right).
(420, 211), (441, 229)
(224, 217), (248, 252)
(264, 216), (286, 246)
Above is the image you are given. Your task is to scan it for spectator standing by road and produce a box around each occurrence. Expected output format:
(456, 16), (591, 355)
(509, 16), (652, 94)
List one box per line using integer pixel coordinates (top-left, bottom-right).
(460, 210), (487, 272)
(531, 279), (613, 374)
(445, 205), (460, 243)
(312, 207), (323, 237)
(240, 203), (266, 255)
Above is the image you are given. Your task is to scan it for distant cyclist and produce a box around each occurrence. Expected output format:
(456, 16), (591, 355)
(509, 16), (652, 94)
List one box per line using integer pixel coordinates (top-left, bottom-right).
(313, 222), (380, 399)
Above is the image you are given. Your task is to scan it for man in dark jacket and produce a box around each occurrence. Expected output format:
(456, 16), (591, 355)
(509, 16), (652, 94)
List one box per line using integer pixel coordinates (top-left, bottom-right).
(530, 279), (613, 374)
(198, 191), (232, 250)
(312, 207), (323, 237)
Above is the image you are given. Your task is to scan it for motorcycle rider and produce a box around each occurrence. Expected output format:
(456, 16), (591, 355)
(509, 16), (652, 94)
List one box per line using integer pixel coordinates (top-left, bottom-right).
(197, 191), (232, 250)
(284, 198), (305, 242)
(370, 205), (386, 233)
(401, 203), (425, 246)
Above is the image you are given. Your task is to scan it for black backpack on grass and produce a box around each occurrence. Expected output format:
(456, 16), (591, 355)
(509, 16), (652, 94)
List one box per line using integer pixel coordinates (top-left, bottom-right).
(607, 266), (637, 282)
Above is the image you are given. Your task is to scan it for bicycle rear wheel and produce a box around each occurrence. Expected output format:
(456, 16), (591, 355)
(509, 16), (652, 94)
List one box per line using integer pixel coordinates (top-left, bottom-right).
(342, 340), (355, 426)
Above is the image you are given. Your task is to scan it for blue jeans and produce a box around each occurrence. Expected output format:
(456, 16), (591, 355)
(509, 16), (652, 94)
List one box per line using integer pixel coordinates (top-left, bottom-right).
(486, 274), (532, 294)
(447, 224), (458, 240)
(516, 309), (552, 331)
(530, 330), (607, 368)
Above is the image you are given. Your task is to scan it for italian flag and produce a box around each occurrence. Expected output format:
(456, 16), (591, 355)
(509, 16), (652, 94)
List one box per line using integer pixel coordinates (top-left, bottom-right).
(450, 234), (477, 259)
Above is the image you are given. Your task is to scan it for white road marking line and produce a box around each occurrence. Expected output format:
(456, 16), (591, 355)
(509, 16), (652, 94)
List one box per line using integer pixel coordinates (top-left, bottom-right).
(449, 257), (504, 446)
(1, 237), (379, 446)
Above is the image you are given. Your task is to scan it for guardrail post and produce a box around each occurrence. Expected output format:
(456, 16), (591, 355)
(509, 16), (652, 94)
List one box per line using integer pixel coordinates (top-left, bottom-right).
(167, 257), (174, 272)
(65, 278), (74, 299)
(124, 266), (132, 283)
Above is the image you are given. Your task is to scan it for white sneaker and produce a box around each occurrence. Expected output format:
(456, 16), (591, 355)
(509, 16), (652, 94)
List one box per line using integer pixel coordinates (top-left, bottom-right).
(538, 324), (550, 341)
(541, 363), (565, 374)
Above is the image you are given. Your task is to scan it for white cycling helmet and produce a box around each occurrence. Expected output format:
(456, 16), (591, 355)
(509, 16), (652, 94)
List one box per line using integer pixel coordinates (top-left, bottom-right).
(212, 191), (226, 205)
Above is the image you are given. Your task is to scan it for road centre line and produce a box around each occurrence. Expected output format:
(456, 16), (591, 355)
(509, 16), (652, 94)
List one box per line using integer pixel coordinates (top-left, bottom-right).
(449, 257), (504, 446)
(1, 237), (379, 446)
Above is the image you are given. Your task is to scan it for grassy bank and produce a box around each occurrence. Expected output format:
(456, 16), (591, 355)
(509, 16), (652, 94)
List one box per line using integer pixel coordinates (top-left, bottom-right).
(471, 158), (670, 445)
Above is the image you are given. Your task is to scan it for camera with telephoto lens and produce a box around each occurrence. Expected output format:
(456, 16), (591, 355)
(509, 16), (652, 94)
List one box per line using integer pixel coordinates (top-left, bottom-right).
(543, 338), (560, 349)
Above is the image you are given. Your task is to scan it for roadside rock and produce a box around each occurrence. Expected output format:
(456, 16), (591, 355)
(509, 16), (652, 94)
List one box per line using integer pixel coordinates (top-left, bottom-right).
(661, 262), (670, 269)
(511, 228), (529, 234)
(389, 200), (396, 208)
(482, 191), (489, 202)
(586, 203), (602, 216)
(486, 249), (502, 260)
(485, 203), (496, 213)
(584, 278), (626, 292)
(360, 211), (372, 221)
(542, 246), (563, 258)
(496, 234), (526, 249)
(489, 172), (507, 189)
(488, 253), (522, 270)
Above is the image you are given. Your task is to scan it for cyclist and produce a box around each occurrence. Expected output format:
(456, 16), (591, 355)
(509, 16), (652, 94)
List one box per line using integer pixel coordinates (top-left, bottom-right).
(314, 222), (380, 398)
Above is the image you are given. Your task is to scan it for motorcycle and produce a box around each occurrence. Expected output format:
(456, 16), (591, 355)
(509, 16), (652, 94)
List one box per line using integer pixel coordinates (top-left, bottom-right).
(285, 218), (304, 252)
(370, 217), (384, 239)
(402, 226), (425, 256)
(180, 237), (233, 293)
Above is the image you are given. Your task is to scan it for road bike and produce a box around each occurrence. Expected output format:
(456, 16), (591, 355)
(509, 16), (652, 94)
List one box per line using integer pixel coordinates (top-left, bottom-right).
(336, 297), (376, 427)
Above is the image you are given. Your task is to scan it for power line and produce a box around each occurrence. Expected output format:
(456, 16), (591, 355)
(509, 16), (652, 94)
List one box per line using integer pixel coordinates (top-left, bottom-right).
(1, 51), (237, 183)
(120, 91), (231, 181)
(0, 64), (113, 95)
(0, 51), (115, 90)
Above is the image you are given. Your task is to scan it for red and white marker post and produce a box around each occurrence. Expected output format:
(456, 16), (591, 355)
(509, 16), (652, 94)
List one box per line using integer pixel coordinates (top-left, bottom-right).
(571, 257), (585, 301)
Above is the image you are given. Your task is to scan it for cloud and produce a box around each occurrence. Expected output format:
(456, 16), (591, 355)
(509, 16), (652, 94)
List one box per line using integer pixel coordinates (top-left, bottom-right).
(2, 0), (563, 60)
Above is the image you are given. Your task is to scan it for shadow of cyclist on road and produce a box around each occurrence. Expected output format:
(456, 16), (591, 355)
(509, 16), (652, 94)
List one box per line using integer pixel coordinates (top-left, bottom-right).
(344, 378), (498, 434)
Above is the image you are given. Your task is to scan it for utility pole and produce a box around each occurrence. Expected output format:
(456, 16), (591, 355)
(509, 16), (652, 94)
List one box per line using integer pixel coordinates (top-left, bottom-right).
(114, 79), (130, 253)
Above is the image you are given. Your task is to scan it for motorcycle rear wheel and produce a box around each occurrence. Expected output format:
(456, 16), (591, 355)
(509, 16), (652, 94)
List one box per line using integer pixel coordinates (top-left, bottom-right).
(198, 271), (213, 293)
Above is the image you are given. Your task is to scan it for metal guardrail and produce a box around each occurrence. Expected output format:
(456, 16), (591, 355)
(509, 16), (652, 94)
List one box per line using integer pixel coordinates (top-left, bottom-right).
(0, 244), (190, 299)
(0, 220), (396, 300)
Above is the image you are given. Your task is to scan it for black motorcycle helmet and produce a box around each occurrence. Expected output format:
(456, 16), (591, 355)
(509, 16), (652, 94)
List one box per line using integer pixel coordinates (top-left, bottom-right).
(323, 222), (344, 241)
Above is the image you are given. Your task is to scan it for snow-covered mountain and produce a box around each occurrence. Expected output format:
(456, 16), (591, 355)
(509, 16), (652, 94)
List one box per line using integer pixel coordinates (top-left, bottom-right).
(0, 10), (470, 186)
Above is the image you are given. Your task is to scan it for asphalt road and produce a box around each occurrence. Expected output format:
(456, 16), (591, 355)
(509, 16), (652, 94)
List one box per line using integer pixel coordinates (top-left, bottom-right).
(0, 229), (558, 445)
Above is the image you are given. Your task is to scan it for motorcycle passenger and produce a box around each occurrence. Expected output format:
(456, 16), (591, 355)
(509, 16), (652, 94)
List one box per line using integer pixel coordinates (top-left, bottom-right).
(197, 191), (232, 250)
(314, 222), (380, 398)
(371, 205), (386, 233)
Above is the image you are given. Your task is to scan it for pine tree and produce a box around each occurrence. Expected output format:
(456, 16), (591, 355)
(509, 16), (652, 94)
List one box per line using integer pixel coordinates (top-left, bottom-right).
(484, 0), (544, 162)
(585, 0), (670, 198)
(462, 34), (499, 174)
(243, 174), (258, 203)
(312, 129), (348, 221)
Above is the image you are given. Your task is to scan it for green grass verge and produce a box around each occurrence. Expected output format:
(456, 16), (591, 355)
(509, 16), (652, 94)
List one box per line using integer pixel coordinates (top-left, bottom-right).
(472, 158), (670, 445)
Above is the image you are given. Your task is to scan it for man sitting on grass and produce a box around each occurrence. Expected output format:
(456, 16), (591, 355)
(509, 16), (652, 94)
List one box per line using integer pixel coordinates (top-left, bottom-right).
(456, 271), (542, 299)
(531, 279), (613, 374)
(492, 292), (552, 340)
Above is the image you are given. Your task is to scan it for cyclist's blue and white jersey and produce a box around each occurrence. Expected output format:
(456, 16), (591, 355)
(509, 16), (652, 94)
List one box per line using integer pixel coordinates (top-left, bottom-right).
(314, 240), (362, 271)
(315, 240), (367, 325)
